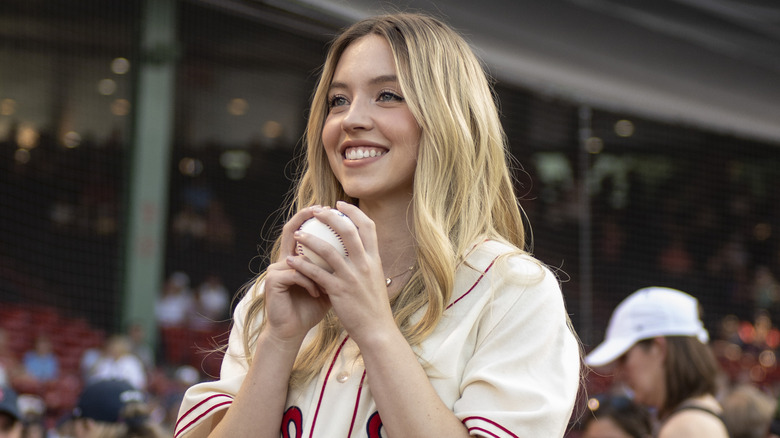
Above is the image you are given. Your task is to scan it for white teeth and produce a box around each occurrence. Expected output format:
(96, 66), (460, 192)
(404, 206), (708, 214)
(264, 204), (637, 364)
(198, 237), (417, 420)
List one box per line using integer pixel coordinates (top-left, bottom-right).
(345, 148), (385, 160)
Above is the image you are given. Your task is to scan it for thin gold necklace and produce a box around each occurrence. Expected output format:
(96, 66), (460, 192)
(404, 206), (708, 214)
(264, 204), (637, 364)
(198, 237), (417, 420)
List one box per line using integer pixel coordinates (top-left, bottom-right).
(385, 265), (415, 286)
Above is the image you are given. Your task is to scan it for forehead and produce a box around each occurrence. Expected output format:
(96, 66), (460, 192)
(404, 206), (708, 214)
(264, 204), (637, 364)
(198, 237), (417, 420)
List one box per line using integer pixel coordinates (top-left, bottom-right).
(332, 34), (398, 81)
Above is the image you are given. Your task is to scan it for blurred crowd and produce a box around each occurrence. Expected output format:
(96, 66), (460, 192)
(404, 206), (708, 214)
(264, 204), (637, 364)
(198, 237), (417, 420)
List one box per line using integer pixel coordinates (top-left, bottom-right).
(0, 269), (232, 436)
(5, 296), (780, 436)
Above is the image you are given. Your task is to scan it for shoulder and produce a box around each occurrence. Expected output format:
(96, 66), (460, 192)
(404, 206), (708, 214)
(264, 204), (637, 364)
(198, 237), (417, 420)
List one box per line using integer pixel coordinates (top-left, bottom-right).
(661, 407), (729, 438)
(462, 239), (555, 280)
(451, 239), (570, 330)
(460, 239), (561, 299)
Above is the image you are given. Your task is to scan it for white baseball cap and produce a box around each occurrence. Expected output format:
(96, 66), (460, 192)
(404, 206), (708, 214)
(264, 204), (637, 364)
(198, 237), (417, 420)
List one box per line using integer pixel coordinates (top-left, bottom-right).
(585, 287), (709, 367)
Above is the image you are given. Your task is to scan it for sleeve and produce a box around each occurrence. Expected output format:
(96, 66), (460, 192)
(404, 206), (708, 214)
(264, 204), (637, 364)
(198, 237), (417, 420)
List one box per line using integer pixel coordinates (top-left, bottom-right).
(174, 288), (258, 438)
(455, 258), (581, 438)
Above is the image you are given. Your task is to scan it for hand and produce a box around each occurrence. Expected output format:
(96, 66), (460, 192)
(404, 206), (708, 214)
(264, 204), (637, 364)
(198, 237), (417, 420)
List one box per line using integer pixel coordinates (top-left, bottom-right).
(262, 206), (333, 342)
(286, 202), (396, 346)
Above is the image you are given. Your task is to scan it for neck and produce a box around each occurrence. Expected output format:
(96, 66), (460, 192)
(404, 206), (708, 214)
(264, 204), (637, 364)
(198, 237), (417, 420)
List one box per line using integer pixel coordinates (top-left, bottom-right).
(357, 197), (416, 274)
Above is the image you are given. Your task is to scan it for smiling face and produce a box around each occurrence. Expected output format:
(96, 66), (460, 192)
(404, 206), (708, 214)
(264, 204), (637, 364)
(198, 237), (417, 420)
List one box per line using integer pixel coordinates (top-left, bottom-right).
(321, 34), (421, 206)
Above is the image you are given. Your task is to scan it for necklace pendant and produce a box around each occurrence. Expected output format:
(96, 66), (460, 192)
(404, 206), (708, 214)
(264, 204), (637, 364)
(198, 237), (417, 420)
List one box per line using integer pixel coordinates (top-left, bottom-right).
(386, 277), (392, 286)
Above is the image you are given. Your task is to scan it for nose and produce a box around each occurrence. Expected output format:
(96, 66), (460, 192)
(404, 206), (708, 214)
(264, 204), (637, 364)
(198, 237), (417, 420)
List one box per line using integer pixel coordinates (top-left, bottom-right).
(341, 98), (373, 132)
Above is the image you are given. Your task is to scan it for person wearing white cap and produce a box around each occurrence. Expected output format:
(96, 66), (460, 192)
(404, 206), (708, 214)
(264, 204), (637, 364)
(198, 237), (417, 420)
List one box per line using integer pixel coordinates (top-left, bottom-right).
(585, 287), (728, 438)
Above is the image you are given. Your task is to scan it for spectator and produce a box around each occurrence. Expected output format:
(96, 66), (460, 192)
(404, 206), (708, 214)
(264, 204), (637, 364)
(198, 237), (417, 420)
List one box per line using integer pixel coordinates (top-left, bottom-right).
(86, 335), (147, 390)
(0, 329), (21, 388)
(586, 287), (728, 437)
(189, 274), (230, 330)
(154, 272), (194, 329)
(720, 383), (774, 438)
(16, 394), (45, 438)
(751, 266), (780, 313)
(21, 335), (58, 384)
(78, 346), (102, 384)
(0, 385), (22, 438)
(580, 393), (653, 438)
(57, 379), (166, 438)
(770, 391), (780, 438)
(127, 322), (155, 373)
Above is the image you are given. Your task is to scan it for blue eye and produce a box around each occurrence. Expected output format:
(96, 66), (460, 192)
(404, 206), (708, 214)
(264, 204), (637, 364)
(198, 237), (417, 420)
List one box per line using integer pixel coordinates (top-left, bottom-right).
(378, 91), (404, 103)
(328, 95), (348, 108)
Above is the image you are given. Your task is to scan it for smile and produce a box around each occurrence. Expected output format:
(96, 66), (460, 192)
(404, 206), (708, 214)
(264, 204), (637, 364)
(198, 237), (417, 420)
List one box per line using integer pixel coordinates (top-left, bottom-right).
(344, 147), (387, 160)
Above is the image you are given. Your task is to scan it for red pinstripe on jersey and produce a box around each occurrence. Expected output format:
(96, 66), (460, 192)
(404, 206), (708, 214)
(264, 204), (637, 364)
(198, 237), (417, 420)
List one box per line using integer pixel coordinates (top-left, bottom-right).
(174, 394), (234, 438)
(347, 370), (369, 436)
(308, 335), (351, 437)
(447, 258), (497, 310)
(463, 415), (520, 438)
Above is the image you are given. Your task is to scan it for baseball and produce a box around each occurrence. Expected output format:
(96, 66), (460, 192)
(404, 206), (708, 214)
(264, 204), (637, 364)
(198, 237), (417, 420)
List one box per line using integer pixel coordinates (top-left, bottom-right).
(296, 212), (351, 272)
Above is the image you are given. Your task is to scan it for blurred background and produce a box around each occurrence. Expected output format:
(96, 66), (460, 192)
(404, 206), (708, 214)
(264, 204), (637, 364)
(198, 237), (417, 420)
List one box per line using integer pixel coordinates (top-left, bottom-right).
(1, 0), (779, 434)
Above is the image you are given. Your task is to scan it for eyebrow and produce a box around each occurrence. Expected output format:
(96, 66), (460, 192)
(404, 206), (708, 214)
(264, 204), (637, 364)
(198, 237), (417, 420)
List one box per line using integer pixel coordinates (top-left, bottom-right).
(329, 74), (399, 91)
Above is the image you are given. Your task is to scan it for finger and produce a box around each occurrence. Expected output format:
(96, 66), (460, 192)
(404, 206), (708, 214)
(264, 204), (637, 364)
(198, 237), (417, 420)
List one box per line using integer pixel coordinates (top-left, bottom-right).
(334, 201), (379, 257)
(311, 205), (365, 260)
(271, 262), (325, 298)
(286, 253), (341, 290)
(279, 205), (321, 258)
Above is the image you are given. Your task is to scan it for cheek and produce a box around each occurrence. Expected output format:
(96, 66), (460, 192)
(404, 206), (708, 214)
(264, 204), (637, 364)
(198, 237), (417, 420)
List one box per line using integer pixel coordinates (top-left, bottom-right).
(321, 118), (341, 152)
(401, 118), (421, 147)
(624, 359), (657, 401)
(381, 110), (420, 146)
(620, 357), (643, 386)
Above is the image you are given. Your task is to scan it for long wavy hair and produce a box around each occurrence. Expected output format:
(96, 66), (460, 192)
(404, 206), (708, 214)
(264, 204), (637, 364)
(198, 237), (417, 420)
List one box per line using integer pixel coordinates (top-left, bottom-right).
(240, 12), (528, 387)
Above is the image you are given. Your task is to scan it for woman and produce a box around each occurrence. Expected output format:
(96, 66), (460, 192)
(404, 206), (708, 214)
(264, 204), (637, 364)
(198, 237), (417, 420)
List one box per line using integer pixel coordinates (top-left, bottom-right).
(585, 287), (728, 437)
(175, 12), (581, 438)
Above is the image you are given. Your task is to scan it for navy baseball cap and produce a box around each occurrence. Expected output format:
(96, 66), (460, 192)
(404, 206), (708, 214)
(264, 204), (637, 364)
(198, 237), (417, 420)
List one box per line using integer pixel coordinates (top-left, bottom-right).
(0, 386), (21, 421)
(72, 380), (145, 423)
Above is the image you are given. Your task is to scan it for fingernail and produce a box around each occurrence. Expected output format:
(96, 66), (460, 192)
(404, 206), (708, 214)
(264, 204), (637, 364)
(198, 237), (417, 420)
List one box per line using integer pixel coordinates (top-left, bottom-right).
(293, 231), (301, 238)
(286, 256), (295, 264)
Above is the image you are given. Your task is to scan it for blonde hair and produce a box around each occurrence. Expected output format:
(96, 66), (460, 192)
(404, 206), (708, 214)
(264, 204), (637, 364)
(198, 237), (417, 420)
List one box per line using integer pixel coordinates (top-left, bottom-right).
(240, 12), (527, 387)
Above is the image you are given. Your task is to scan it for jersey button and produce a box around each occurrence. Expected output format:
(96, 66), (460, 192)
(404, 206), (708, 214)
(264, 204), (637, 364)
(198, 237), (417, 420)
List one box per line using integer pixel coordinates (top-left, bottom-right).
(336, 371), (350, 383)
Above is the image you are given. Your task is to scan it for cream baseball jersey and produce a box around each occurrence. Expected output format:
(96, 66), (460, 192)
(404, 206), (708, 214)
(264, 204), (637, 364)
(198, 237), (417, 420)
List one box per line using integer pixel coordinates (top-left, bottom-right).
(175, 240), (580, 438)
